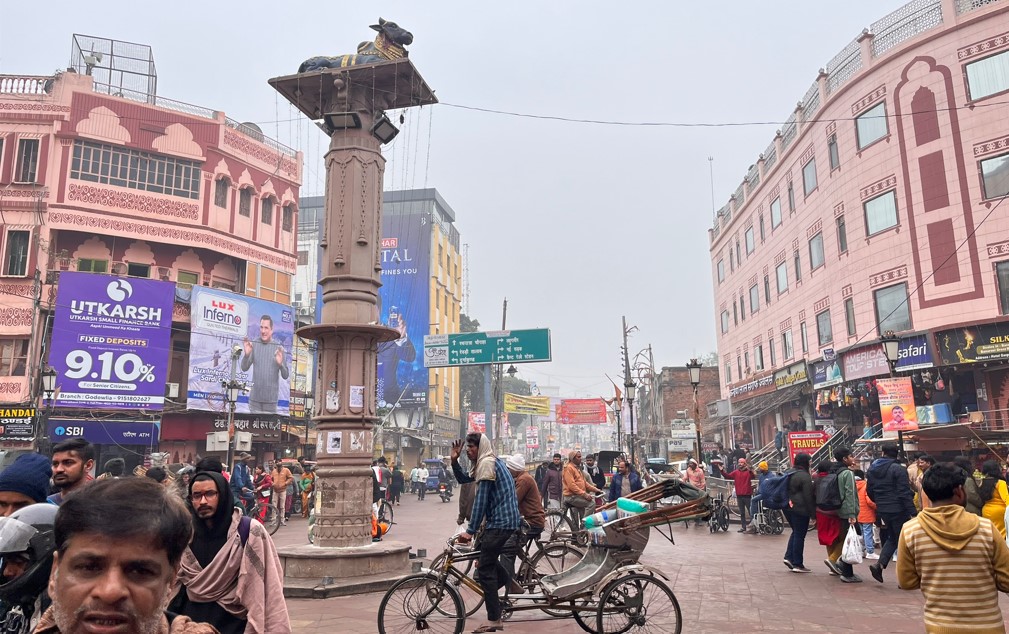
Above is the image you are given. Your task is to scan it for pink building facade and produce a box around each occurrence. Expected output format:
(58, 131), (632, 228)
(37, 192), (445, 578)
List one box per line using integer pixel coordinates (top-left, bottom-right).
(0, 63), (302, 468)
(709, 0), (1009, 455)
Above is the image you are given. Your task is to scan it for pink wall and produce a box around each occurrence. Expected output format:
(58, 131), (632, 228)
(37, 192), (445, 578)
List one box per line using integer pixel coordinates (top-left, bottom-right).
(710, 2), (1009, 400)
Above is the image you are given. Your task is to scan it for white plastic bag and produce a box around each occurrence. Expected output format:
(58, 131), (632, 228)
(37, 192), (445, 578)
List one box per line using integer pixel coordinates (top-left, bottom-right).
(841, 525), (864, 565)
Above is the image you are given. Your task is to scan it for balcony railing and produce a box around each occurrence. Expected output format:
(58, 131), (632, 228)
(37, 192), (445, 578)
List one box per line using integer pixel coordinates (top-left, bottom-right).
(0, 75), (53, 95)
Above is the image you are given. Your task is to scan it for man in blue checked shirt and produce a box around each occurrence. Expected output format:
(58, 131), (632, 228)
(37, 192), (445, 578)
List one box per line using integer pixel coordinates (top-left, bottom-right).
(451, 433), (521, 633)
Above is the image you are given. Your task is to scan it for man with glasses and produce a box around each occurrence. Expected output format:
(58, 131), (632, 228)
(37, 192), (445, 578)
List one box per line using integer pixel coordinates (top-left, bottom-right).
(169, 470), (290, 633)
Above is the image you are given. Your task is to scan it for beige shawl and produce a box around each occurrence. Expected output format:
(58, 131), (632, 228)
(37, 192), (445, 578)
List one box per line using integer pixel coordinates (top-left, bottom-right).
(176, 509), (291, 634)
(472, 434), (497, 482)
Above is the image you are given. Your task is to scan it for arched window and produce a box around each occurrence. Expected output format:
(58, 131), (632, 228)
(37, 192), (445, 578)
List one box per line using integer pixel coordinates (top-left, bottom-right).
(214, 177), (230, 208)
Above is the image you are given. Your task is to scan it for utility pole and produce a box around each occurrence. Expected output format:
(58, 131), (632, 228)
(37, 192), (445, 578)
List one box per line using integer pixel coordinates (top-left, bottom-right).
(493, 298), (507, 454)
(621, 316), (637, 465)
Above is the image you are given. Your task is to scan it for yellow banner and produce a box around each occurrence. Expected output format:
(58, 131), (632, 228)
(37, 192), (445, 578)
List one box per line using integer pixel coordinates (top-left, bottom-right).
(503, 393), (551, 416)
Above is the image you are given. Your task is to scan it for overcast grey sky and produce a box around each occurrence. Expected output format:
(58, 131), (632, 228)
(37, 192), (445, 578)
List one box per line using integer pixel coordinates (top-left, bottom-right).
(1, 0), (906, 397)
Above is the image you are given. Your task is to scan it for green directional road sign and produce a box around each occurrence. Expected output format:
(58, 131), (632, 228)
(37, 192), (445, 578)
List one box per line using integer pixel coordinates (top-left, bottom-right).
(423, 329), (551, 367)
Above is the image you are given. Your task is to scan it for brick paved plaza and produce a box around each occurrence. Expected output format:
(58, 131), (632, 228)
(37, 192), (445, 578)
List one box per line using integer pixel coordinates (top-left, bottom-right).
(276, 497), (1007, 633)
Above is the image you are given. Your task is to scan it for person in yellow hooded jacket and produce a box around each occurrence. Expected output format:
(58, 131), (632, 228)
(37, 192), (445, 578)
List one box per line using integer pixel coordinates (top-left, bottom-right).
(898, 463), (1009, 633)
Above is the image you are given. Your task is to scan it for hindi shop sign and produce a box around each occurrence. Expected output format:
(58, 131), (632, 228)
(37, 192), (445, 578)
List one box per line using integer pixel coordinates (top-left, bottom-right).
(787, 431), (829, 464)
(50, 273), (174, 410)
(878, 377), (918, 432)
(558, 399), (608, 424)
(729, 372), (776, 399)
(0, 407), (35, 441)
(504, 393), (552, 416)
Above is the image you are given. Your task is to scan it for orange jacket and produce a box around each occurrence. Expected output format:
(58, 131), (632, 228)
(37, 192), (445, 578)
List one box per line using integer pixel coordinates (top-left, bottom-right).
(856, 479), (876, 524)
(563, 462), (600, 497)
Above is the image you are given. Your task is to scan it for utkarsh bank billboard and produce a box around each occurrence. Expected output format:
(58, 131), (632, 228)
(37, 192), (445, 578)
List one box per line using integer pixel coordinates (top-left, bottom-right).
(377, 213), (430, 409)
(187, 286), (294, 416)
(50, 272), (174, 410)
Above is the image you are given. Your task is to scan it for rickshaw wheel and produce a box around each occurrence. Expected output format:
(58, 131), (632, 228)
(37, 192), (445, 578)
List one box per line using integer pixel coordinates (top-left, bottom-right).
(595, 573), (682, 634)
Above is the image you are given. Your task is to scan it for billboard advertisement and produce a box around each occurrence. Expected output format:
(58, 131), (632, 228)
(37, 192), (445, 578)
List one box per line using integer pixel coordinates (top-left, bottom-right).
(50, 273), (174, 410)
(526, 425), (539, 449)
(377, 213), (430, 409)
(936, 322), (1009, 364)
(187, 286), (294, 416)
(878, 377), (918, 432)
(0, 407), (35, 441)
(810, 359), (844, 389)
(558, 399), (608, 424)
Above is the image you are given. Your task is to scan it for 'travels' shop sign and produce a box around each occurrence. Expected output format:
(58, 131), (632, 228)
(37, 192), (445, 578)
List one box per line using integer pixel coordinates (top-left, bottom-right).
(842, 344), (889, 381)
(729, 372), (776, 399)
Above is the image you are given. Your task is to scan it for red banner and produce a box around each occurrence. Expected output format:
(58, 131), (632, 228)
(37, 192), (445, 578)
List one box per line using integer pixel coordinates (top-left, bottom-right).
(558, 399), (607, 424)
(787, 431), (829, 464)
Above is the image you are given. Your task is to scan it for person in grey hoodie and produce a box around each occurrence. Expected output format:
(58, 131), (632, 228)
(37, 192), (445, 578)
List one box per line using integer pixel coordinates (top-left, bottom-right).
(866, 443), (916, 583)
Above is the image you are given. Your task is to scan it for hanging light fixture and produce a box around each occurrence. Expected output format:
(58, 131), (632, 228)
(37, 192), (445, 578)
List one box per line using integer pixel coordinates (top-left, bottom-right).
(370, 113), (400, 144)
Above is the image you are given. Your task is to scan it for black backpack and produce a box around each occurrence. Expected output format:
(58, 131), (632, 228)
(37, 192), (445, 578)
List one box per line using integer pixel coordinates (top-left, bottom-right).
(815, 472), (842, 511)
(761, 472), (793, 510)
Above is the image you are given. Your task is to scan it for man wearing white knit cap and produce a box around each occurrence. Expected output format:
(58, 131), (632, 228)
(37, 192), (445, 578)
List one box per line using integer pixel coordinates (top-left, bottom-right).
(500, 454), (545, 592)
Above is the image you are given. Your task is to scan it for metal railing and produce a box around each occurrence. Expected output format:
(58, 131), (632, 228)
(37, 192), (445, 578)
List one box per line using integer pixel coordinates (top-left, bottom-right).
(870, 0), (943, 58)
(809, 429), (851, 467)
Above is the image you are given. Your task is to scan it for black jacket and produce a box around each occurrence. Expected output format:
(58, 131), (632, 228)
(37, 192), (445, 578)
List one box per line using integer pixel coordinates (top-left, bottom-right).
(787, 469), (816, 517)
(866, 457), (916, 517)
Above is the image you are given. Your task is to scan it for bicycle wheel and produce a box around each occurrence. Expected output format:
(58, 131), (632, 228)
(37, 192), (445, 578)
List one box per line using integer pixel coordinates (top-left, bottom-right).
(596, 573), (682, 634)
(258, 503), (281, 535)
(716, 506), (729, 532)
(377, 573), (464, 634)
(428, 553), (483, 618)
(543, 510), (577, 542)
(378, 499), (395, 529)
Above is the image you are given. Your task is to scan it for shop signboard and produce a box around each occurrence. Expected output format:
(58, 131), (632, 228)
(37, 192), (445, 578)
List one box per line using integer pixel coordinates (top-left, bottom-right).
(0, 407), (35, 441)
(896, 334), (934, 371)
(504, 393), (552, 416)
(877, 377), (918, 432)
(728, 372), (776, 400)
(774, 363), (808, 390)
(378, 213), (431, 408)
(810, 359), (844, 389)
(935, 322), (1009, 365)
(558, 399), (607, 424)
(842, 344), (889, 381)
(50, 273), (174, 410)
(48, 419), (160, 445)
(187, 287), (294, 416)
(786, 430), (829, 464)
(467, 412), (501, 434)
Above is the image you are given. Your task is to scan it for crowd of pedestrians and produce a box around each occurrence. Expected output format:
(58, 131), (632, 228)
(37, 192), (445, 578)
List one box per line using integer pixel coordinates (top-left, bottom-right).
(0, 438), (293, 633)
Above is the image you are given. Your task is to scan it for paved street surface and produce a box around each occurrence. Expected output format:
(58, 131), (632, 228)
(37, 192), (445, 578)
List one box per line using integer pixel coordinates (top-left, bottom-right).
(275, 496), (1006, 633)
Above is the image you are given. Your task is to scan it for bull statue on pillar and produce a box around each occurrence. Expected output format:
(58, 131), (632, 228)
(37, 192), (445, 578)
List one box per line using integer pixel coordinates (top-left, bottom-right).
(298, 18), (413, 73)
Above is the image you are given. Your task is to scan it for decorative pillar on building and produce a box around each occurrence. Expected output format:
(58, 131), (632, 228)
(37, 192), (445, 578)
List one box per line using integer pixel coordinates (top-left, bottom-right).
(268, 25), (436, 583)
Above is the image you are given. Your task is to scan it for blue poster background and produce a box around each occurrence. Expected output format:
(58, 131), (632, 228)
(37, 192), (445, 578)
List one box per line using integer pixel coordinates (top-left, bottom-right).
(187, 286), (294, 416)
(50, 272), (174, 410)
(377, 212), (430, 409)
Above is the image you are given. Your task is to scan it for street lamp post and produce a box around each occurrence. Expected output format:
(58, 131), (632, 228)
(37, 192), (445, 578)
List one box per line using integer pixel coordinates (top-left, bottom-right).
(879, 330), (903, 457)
(625, 377), (637, 465)
(39, 366), (57, 455)
(687, 358), (703, 463)
(223, 378), (244, 472)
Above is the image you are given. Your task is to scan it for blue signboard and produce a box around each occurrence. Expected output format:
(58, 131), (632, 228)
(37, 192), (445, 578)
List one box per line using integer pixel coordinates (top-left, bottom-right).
(377, 213), (431, 409)
(810, 359), (844, 389)
(48, 419), (160, 445)
(896, 334), (933, 371)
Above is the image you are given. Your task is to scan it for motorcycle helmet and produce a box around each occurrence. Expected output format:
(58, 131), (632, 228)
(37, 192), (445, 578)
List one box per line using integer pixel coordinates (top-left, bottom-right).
(0, 503), (58, 607)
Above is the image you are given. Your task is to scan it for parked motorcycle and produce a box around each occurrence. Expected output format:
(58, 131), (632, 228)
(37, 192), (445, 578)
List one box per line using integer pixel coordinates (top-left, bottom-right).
(438, 482), (452, 503)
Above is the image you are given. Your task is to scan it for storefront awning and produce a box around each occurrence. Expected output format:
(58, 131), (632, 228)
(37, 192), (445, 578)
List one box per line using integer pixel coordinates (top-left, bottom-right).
(730, 384), (807, 420)
(907, 423), (1009, 443)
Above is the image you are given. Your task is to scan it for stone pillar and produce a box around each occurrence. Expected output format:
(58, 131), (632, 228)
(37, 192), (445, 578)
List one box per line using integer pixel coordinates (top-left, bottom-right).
(270, 61), (436, 555)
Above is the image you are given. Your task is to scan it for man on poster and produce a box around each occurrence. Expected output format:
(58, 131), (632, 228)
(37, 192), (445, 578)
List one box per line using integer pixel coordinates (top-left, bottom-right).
(378, 307), (416, 406)
(241, 315), (290, 414)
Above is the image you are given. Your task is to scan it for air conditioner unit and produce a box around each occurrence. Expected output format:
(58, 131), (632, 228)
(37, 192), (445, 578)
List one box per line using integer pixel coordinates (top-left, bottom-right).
(206, 431), (228, 452)
(234, 431), (253, 452)
(165, 383), (179, 398)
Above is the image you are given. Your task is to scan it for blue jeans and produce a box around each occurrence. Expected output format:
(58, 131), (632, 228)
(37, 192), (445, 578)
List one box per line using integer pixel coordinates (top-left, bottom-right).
(861, 522), (875, 554)
(749, 494), (764, 520)
(783, 508), (809, 568)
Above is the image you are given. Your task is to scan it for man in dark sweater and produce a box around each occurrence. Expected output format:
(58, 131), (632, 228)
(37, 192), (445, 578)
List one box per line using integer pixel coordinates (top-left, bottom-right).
(539, 453), (563, 510)
(240, 315), (289, 414)
(866, 443), (917, 584)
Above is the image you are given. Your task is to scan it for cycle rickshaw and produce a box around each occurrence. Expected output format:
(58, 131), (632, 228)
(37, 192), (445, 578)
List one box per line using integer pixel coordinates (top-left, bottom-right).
(377, 478), (710, 633)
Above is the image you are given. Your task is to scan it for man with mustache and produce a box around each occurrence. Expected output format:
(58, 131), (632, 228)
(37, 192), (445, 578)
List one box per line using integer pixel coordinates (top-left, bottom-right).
(47, 438), (94, 506)
(169, 471), (290, 633)
(34, 477), (217, 633)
